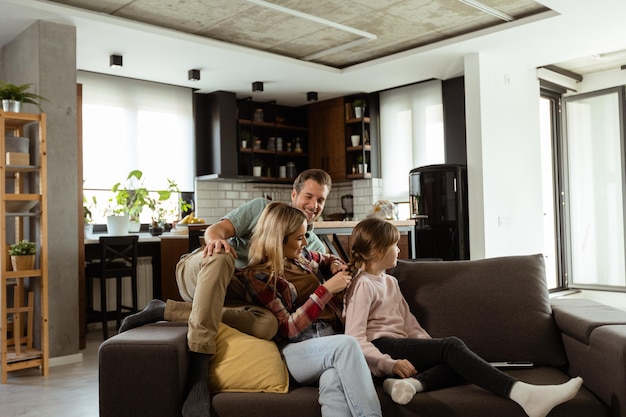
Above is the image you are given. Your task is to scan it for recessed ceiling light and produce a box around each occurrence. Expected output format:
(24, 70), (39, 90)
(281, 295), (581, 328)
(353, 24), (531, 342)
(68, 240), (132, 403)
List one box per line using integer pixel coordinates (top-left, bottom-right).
(252, 81), (264, 92)
(188, 69), (200, 81)
(109, 54), (123, 68)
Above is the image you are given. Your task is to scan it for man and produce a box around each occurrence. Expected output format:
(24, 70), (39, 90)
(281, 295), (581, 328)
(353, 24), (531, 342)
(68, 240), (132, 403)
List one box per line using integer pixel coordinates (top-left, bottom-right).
(119, 169), (332, 417)
(201, 168), (330, 268)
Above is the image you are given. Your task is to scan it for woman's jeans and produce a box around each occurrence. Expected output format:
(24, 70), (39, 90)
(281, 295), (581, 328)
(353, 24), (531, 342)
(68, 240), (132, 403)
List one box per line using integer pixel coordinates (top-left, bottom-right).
(372, 336), (516, 397)
(282, 334), (382, 417)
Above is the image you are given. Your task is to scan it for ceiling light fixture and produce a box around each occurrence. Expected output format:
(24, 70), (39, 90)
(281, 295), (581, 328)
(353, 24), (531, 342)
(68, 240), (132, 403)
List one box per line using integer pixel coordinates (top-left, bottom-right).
(244, 0), (377, 62)
(188, 69), (200, 81)
(307, 91), (318, 102)
(457, 0), (513, 22)
(252, 81), (264, 92)
(109, 54), (123, 68)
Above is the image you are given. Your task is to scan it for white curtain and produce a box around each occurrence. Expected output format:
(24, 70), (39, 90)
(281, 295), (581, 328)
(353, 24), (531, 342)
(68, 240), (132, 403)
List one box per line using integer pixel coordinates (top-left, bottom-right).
(79, 71), (194, 192)
(380, 79), (444, 202)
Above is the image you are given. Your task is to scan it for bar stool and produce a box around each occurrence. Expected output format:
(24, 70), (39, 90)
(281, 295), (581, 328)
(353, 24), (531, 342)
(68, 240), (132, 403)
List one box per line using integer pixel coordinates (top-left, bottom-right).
(188, 224), (209, 252)
(85, 235), (139, 339)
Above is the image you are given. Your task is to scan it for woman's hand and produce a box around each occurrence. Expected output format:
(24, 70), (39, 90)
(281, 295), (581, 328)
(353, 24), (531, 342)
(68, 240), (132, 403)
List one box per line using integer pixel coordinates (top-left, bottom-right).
(392, 359), (417, 378)
(322, 270), (352, 294)
(330, 259), (347, 275)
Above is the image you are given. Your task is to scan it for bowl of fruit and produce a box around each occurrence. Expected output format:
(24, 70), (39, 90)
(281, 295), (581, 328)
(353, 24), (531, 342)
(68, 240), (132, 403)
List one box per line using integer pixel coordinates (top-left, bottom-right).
(176, 212), (205, 229)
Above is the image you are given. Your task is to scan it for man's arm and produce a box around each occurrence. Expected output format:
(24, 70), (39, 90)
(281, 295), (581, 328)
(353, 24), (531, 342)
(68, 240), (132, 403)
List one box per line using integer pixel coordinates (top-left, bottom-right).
(202, 219), (236, 257)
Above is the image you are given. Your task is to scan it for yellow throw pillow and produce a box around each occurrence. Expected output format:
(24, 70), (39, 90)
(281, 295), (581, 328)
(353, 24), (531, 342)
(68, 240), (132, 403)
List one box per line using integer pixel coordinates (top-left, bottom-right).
(209, 323), (289, 393)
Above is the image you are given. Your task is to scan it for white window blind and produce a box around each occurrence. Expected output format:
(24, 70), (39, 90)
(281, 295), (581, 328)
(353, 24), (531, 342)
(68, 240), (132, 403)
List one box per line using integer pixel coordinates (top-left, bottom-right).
(380, 79), (444, 202)
(79, 71), (194, 192)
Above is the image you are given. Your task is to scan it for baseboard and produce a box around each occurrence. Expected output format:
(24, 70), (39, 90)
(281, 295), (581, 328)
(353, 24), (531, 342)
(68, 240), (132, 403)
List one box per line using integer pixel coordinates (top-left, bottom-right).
(49, 352), (83, 367)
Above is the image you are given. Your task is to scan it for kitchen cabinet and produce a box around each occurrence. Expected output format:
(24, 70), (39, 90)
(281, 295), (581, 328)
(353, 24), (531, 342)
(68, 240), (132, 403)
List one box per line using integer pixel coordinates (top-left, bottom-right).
(0, 111), (48, 383)
(160, 236), (186, 302)
(308, 94), (380, 182)
(344, 94), (380, 179)
(237, 98), (308, 181)
(194, 91), (309, 182)
(308, 97), (346, 181)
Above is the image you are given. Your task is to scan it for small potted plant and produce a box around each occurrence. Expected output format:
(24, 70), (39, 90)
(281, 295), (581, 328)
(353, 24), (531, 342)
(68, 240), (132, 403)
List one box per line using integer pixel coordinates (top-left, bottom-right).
(0, 81), (48, 113)
(83, 194), (97, 237)
(112, 170), (151, 232)
(352, 98), (367, 119)
(9, 239), (37, 271)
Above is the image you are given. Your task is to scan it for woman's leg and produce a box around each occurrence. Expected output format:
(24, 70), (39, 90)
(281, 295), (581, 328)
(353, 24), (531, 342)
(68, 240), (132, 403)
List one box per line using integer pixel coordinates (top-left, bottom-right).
(282, 335), (382, 417)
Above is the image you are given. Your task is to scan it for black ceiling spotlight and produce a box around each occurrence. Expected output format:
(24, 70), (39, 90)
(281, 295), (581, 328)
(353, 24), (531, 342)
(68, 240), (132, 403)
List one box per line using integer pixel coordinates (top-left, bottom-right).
(188, 69), (201, 81)
(252, 81), (264, 92)
(109, 54), (123, 68)
(307, 91), (318, 102)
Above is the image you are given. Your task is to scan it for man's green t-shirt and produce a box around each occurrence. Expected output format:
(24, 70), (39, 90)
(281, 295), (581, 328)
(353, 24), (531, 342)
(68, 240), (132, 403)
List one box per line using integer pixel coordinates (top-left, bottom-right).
(223, 197), (326, 269)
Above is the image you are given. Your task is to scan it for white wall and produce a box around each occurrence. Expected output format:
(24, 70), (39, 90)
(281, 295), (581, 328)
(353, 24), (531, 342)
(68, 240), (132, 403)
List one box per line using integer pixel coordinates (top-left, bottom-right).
(464, 53), (545, 260)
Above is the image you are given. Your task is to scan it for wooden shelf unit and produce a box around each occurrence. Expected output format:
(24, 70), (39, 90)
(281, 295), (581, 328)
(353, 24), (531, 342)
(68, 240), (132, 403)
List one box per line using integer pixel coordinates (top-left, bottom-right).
(0, 110), (48, 383)
(237, 98), (309, 180)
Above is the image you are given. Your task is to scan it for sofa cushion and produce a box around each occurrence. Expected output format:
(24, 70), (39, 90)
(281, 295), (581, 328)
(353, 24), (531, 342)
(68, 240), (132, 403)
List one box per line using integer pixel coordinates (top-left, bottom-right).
(209, 323), (289, 393)
(391, 254), (567, 368)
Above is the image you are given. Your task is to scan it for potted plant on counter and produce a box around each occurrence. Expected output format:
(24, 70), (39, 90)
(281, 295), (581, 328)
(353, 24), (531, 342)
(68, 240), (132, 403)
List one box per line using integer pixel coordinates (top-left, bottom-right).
(112, 170), (151, 232)
(0, 81), (48, 113)
(83, 194), (97, 237)
(9, 239), (37, 271)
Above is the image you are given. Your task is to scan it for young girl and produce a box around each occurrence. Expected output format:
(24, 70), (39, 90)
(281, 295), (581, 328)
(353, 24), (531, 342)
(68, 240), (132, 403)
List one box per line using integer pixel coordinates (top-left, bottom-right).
(343, 217), (582, 417)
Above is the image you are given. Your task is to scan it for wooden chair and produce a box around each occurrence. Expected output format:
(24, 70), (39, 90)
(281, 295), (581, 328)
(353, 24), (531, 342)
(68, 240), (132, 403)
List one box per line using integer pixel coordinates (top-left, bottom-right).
(85, 236), (139, 339)
(188, 224), (209, 252)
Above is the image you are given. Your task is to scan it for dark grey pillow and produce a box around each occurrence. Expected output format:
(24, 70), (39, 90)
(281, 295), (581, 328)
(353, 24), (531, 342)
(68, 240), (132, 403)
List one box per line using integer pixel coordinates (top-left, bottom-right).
(391, 254), (567, 368)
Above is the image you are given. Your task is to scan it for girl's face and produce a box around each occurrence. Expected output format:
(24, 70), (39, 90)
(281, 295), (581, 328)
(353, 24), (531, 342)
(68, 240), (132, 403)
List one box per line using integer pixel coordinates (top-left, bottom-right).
(381, 241), (401, 269)
(283, 220), (308, 259)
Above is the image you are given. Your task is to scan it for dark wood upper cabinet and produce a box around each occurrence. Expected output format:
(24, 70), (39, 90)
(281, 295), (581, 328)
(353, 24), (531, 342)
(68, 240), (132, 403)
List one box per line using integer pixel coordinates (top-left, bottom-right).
(308, 97), (346, 182)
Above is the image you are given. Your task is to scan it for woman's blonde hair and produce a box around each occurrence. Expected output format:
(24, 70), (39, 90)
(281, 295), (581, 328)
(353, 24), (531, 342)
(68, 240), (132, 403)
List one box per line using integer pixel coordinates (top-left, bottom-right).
(248, 202), (307, 277)
(348, 217), (400, 273)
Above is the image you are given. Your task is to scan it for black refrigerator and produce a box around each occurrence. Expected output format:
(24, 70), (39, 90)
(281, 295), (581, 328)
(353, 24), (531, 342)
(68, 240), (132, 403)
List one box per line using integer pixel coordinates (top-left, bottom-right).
(409, 164), (469, 260)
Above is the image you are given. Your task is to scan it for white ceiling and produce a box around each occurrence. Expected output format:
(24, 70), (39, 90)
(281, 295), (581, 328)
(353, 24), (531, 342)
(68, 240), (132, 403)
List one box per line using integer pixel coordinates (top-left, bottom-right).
(2, 0), (626, 106)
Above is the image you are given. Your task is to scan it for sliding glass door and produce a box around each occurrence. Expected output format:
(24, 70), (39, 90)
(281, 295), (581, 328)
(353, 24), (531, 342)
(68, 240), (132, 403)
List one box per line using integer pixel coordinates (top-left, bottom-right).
(562, 87), (626, 290)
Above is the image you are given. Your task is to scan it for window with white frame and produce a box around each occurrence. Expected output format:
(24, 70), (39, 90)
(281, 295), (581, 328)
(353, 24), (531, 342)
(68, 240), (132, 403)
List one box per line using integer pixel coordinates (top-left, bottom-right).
(79, 71), (195, 224)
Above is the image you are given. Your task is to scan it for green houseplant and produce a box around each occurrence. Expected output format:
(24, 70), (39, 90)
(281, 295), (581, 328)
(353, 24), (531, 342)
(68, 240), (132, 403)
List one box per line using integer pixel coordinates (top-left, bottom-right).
(0, 81), (48, 112)
(352, 98), (367, 118)
(112, 170), (152, 232)
(111, 170), (190, 233)
(9, 239), (37, 270)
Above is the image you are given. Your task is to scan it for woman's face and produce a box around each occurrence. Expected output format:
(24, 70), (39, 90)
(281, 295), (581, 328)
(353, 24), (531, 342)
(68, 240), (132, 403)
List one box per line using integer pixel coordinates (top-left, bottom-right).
(283, 220), (308, 259)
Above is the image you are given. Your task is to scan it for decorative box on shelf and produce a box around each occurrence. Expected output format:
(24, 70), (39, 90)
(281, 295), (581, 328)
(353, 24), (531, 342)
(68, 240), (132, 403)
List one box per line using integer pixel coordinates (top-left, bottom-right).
(5, 152), (29, 165)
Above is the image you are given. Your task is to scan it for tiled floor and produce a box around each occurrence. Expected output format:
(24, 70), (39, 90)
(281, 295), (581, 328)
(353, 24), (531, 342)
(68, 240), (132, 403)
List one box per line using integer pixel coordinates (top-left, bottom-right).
(1, 329), (102, 417)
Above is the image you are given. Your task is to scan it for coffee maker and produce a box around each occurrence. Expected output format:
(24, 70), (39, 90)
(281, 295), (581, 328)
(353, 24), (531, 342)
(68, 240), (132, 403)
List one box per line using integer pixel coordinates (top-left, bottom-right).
(341, 194), (353, 220)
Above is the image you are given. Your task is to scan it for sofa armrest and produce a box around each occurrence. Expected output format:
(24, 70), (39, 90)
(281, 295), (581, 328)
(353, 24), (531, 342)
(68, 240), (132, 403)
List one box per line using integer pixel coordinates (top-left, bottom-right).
(551, 299), (626, 417)
(99, 322), (189, 417)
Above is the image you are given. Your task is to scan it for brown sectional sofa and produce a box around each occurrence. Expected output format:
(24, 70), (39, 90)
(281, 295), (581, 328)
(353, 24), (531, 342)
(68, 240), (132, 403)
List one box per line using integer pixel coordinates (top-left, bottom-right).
(99, 254), (626, 417)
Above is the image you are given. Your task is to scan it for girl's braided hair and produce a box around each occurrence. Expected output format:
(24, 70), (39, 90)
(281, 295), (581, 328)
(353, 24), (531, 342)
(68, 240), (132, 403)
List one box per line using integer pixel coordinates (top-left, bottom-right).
(345, 217), (400, 305)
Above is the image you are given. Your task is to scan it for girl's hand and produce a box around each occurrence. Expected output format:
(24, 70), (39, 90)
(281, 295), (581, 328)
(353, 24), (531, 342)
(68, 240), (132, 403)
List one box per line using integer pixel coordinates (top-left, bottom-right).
(392, 359), (417, 378)
(322, 270), (352, 294)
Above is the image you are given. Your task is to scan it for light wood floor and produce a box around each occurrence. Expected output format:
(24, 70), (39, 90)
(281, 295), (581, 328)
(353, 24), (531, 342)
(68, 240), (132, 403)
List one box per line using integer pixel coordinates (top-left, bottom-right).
(2, 329), (103, 417)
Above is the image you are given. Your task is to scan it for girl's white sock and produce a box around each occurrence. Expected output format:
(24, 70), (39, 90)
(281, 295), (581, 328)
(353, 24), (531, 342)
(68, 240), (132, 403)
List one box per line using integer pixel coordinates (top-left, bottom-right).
(509, 377), (583, 417)
(382, 378), (423, 405)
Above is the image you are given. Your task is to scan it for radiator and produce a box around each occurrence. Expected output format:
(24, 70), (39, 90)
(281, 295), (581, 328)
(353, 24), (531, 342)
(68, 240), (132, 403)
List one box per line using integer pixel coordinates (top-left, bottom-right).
(91, 256), (154, 312)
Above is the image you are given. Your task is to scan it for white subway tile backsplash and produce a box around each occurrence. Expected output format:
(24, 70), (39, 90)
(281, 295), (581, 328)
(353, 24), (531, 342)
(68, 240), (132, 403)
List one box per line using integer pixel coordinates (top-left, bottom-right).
(195, 178), (378, 224)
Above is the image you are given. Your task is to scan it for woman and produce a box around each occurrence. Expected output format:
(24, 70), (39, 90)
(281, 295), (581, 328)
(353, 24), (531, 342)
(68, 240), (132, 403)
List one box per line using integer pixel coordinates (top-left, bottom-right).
(236, 201), (382, 417)
(343, 217), (582, 417)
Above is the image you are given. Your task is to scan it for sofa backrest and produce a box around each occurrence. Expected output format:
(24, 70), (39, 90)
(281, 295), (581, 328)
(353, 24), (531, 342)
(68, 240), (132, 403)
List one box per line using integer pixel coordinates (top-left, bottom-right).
(391, 254), (567, 368)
